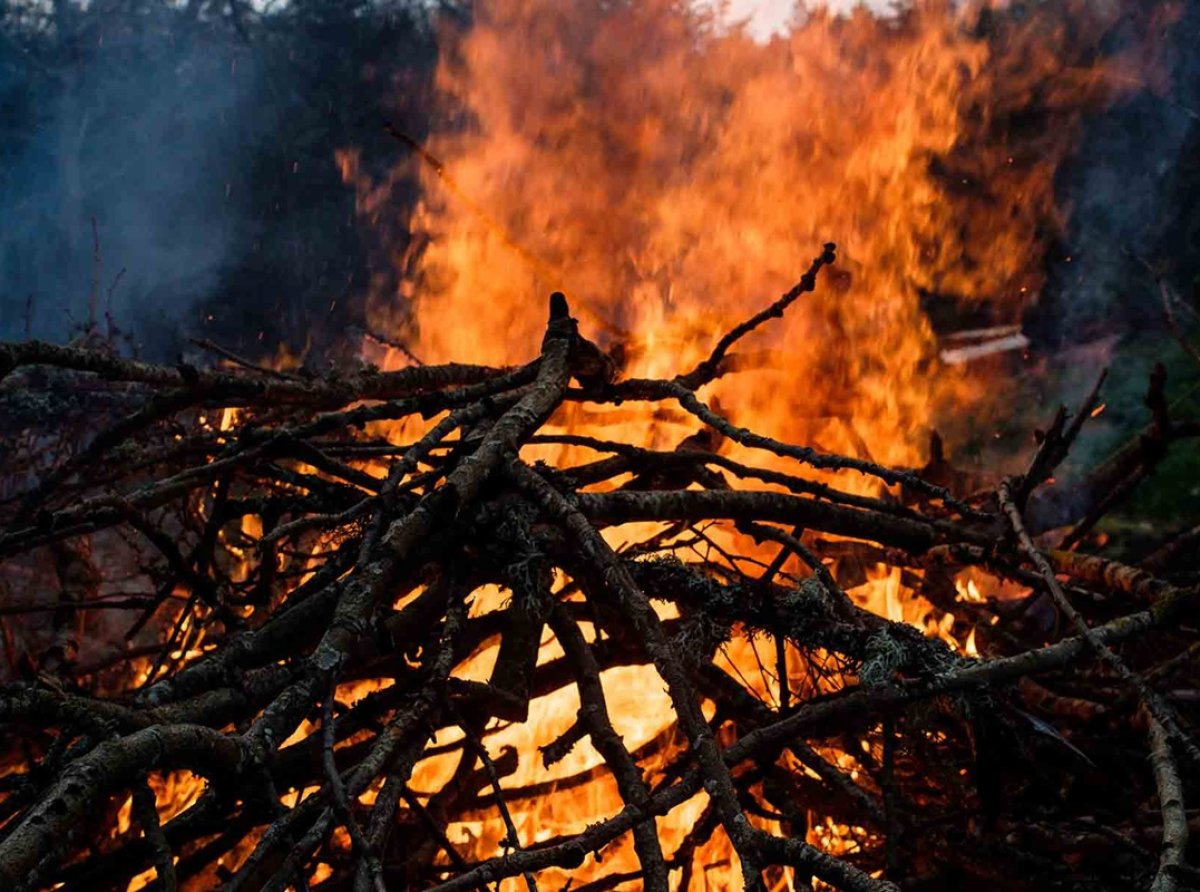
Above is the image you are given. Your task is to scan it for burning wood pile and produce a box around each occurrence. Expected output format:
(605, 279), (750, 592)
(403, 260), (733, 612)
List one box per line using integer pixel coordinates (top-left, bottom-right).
(0, 247), (1196, 891)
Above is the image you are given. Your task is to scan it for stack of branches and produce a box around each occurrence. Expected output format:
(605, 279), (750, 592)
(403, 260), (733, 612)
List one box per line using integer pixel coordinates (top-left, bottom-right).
(0, 245), (1197, 891)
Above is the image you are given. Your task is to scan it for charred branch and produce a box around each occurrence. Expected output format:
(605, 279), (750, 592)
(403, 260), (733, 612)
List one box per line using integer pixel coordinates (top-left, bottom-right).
(0, 264), (1196, 891)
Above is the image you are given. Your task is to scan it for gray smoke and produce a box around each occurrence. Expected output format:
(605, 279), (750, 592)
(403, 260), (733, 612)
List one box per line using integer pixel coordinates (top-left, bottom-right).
(1036, 1), (1200, 346)
(0, 3), (265, 348)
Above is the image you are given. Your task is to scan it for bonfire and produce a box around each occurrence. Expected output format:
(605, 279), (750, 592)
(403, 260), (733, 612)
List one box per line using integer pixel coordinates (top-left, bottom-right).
(0, 242), (1196, 890)
(3, 0), (1200, 888)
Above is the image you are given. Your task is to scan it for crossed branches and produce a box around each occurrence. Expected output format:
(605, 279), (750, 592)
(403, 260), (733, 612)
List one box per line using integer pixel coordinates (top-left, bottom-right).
(0, 248), (1196, 890)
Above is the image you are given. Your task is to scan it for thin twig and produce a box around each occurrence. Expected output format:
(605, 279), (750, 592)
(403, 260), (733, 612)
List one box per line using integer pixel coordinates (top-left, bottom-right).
(999, 480), (1200, 767)
(1147, 714), (1189, 892)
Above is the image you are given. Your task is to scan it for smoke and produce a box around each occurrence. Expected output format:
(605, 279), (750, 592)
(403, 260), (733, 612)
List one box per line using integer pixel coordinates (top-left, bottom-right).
(0, 4), (266, 350)
(1034, 0), (1200, 347)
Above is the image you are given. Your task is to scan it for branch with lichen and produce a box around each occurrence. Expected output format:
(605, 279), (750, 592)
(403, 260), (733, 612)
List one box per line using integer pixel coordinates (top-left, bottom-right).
(0, 251), (1196, 891)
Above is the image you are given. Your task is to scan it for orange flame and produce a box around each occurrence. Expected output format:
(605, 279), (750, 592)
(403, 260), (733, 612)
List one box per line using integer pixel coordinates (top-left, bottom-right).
(349, 1), (1139, 469)
(331, 0), (1161, 886)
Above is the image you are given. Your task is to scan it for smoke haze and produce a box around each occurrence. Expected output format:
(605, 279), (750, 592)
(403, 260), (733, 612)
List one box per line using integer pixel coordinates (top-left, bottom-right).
(0, 6), (264, 346)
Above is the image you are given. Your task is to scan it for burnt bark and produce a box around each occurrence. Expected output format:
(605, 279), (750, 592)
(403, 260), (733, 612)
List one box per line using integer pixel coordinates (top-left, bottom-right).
(0, 262), (1196, 891)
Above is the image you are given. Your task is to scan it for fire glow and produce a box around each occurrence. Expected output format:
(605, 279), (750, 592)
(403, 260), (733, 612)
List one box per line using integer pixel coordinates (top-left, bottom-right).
(345, 0), (1146, 471)
(0, 2), (1187, 891)
(332, 0), (1157, 887)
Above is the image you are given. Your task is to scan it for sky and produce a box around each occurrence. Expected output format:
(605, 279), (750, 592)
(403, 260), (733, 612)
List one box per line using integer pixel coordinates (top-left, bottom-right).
(721, 0), (795, 35)
(716, 1), (894, 38)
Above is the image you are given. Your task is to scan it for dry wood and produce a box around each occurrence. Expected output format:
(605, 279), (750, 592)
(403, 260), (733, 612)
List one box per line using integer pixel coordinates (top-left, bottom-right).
(0, 254), (1196, 890)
